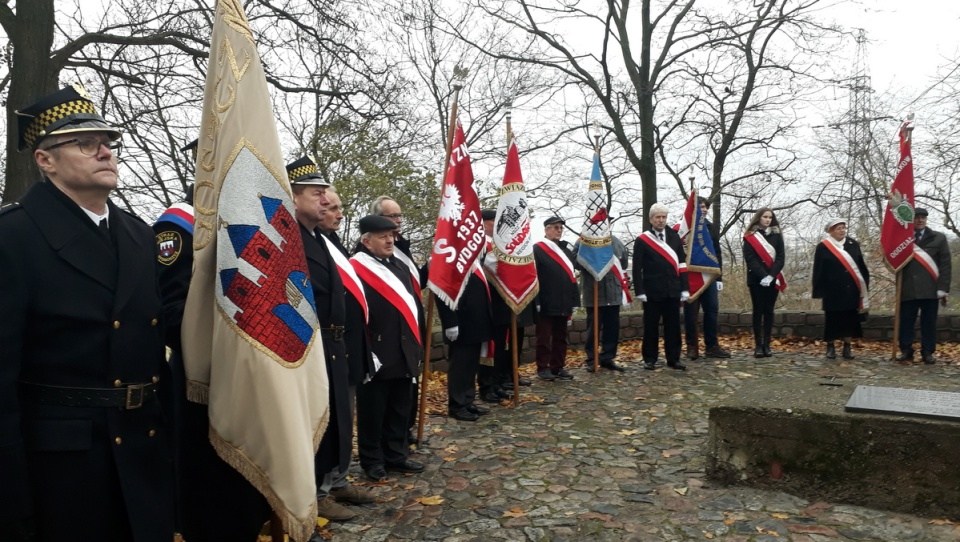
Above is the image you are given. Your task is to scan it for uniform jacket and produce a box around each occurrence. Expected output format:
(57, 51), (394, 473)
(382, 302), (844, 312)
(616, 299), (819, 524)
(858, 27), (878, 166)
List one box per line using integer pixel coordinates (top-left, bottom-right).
(574, 236), (629, 307)
(153, 209), (193, 351)
(324, 230), (375, 386)
(902, 227), (952, 301)
(743, 226), (785, 287)
(354, 247), (423, 381)
(533, 239), (579, 316)
(812, 237), (870, 312)
(435, 270), (494, 345)
(632, 227), (689, 299)
(0, 181), (174, 540)
(301, 223), (351, 473)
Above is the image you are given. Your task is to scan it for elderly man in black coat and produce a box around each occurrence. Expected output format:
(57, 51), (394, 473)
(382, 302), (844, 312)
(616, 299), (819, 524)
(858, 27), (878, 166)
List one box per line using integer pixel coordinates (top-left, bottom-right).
(0, 85), (175, 541)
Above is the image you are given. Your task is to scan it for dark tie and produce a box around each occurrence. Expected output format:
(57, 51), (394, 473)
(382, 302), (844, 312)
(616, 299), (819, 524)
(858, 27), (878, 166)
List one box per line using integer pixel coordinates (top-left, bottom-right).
(99, 218), (109, 235)
(658, 232), (664, 241)
(915, 230), (922, 242)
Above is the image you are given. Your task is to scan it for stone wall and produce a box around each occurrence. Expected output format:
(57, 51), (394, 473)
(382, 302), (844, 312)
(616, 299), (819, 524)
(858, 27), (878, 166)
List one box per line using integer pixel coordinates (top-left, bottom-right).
(427, 309), (959, 364)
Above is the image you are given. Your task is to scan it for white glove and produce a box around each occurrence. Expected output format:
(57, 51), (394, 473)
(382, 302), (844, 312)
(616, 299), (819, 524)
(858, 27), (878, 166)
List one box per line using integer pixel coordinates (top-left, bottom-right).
(861, 296), (870, 310)
(445, 326), (459, 341)
(716, 281), (724, 292)
(937, 290), (948, 299)
(760, 275), (774, 287)
(637, 294), (648, 303)
(567, 318), (573, 327)
(680, 291), (690, 302)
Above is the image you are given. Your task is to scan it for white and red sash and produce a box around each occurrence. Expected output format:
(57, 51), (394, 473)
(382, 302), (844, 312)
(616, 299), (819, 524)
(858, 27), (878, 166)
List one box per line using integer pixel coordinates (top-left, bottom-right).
(638, 231), (687, 276)
(321, 234), (368, 323)
(821, 239), (867, 308)
(744, 232), (787, 291)
(350, 251), (421, 345)
(393, 248), (422, 298)
(611, 259), (633, 304)
(536, 240), (576, 283)
(913, 247), (940, 281)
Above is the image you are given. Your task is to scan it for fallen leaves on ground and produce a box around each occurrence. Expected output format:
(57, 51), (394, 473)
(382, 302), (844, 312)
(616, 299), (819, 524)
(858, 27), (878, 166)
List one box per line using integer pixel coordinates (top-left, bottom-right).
(415, 495), (444, 505)
(502, 508), (526, 518)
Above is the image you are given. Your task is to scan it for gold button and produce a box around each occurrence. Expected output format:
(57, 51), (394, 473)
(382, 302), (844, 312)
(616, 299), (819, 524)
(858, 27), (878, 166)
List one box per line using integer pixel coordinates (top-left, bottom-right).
(331, 355), (336, 361)
(115, 437), (122, 445)
(152, 376), (159, 383)
(150, 318), (158, 326)
(113, 321), (120, 329)
(114, 379), (122, 388)
(148, 429), (156, 437)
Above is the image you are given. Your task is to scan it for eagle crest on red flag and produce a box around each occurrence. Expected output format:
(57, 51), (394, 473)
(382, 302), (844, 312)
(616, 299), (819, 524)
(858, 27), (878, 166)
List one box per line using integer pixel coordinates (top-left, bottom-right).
(880, 121), (916, 272)
(428, 121), (484, 309)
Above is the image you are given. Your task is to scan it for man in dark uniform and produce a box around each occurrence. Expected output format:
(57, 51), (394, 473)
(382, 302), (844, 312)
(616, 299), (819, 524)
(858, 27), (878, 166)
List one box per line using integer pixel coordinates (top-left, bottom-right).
(351, 216), (425, 482)
(897, 207), (952, 364)
(0, 85), (175, 541)
(154, 140), (270, 540)
(317, 187), (377, 507)
(683, 197), (731, 360)
(633, 203), (690, 371)
(435, 261), (495, 422)
(533, 217), (580, 382)
(288, 156), (366, 521)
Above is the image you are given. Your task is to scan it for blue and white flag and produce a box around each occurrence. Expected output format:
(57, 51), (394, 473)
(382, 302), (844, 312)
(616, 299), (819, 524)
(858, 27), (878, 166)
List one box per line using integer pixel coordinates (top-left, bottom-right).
(577, 151), (616, 280)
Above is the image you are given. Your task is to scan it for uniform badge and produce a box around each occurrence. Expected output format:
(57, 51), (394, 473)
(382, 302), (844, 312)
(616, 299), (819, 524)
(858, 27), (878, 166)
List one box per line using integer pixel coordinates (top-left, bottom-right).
(156, 230), (182, 265)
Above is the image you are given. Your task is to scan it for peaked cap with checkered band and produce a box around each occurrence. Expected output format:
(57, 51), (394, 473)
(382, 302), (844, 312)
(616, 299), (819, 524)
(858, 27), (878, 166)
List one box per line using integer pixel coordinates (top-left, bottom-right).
(15, 84), (121, 151)
(285, 156), (330, 187)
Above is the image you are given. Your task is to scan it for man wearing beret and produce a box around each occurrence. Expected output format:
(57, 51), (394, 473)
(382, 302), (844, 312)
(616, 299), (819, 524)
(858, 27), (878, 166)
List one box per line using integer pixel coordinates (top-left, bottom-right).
(0, 85), (174, 541)
(897, 207), (952, 364)
(351, 215), (425, 482)
(533, 216), (580, 382)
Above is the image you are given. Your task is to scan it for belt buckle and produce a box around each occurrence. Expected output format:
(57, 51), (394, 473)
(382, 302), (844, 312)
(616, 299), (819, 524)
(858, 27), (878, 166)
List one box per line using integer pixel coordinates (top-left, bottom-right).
(333, 327), (344, 341)
(125, 384), (146, 410)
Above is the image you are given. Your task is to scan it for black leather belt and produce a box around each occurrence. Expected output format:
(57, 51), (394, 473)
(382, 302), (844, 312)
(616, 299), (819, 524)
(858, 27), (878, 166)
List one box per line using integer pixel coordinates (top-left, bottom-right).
(19, 381), (158, 410)
(320, 326), (345, 341)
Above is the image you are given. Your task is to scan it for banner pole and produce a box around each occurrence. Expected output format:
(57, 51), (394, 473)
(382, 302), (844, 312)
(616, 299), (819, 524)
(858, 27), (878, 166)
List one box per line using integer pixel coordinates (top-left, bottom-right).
(511, 312), (520, 407)
(418, 81), (463, 445)
(592, 283), (600, 372)
(892, 270), (902, 360)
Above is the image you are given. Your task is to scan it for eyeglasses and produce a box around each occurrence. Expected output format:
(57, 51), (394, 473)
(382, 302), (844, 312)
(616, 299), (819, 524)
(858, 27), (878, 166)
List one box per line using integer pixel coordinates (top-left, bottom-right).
(43, 137), (123, 157)
(381, 213), (403, 219)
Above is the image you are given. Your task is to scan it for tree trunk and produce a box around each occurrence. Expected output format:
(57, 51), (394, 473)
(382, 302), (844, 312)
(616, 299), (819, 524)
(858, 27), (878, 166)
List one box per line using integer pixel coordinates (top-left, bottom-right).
(638, 0), (657, 220)
(3, 0), (57, 203)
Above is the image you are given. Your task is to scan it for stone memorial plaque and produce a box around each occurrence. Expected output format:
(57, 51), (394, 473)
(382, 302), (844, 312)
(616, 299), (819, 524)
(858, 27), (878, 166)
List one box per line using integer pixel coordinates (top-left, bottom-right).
(845, 385), (960, 421)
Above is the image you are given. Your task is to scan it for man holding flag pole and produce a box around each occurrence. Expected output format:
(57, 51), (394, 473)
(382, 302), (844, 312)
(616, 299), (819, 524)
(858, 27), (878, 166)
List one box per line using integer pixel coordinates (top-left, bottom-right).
(575, 142), (630, 373)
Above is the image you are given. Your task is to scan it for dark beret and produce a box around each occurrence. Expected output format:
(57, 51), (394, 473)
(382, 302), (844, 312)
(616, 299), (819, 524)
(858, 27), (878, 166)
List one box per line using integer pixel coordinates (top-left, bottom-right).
(481, 209), (496, 220)
(914, 207), (928, 217)
(543, 216), (565, 226)
(359, 215), (399, 234)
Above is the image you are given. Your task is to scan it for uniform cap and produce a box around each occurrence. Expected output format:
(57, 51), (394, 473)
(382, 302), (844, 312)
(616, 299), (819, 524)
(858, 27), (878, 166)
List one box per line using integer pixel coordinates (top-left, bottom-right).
(15, 83), (121, 151)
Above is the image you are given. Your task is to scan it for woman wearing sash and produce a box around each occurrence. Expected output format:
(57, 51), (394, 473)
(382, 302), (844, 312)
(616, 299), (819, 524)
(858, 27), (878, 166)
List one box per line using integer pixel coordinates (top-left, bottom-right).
(812, 219), (870, 359)
(742, 208), (786, 358)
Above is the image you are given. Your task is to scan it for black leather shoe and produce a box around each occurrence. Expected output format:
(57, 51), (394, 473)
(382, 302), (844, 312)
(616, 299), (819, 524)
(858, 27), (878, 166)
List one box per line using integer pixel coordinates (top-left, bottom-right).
(704, 346), (731, 358)
(553, 369), (574, 380)
(364, 465), (387, 482)
(517, 378), (532, 387)
(584, 364), (598, 373)
(895, 351), (914, 362)
(601, 362), (626, 373)
(842, 343), (855, 360)
(667, 361), (687, 371)
(825, 343), (836, 359)
(385, 459), (425, 473)
(493, 385), (513, 398)
(450, 409), (479, 422)
(754, 346), (764, 358)
(481, 391), (504, 403)
(537, 370), (556, 381)
(643, 361), (656, 371)
(922, 352), (936, 364)
(762, 346), (772, 357)
(686, 344), (699, 360)
(466, 404), (490, 415)
(407, 431), (419, 446)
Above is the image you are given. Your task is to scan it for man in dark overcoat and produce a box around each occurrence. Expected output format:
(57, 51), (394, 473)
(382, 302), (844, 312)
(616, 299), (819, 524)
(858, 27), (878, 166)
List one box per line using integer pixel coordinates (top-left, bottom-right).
(0, 85), (175, 541)
(351, 216), (425, 482)
(532, 217), (580, 381)
(288, 156), (360, 521)
(633, 203), (690, 371)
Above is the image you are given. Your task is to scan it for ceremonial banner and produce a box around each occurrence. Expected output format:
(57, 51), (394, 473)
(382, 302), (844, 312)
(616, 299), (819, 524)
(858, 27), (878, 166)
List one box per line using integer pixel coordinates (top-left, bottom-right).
(577, 151), (616, 280)
(180, 1), (328, 539)
(681, 191), (720, 301)
(483, 138), (539, 312)
(427, 121), (484, 309)
(880, 121), (916, 272)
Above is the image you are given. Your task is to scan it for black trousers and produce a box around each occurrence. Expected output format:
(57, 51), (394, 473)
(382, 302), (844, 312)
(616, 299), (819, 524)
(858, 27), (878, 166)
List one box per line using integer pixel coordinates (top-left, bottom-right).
(749, 285), (779, 343)
(356, 378), (413, 469)
(447, 341), (480, 413)
(585, 305), (621, 365)
(899, 298), (939, 355)
(642, 298), (681, 364)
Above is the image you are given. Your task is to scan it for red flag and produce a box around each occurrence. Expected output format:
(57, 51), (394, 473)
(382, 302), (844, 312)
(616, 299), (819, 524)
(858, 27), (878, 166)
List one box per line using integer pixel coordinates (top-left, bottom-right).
(483, 138), (539, 312)
(880, 122), (916, 272)
(428, 121), (484, 309)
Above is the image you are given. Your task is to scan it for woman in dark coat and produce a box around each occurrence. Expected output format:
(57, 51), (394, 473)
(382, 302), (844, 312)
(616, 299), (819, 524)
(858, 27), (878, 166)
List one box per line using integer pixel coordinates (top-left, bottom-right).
(742, 208), (786, 358)
(812, 219), (870, 359)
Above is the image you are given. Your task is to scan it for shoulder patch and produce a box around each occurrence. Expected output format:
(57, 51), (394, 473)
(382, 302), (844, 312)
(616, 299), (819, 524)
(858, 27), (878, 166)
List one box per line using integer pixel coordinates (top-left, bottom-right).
(0, 202), (23, 218)
(156, 230), (184, 265)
